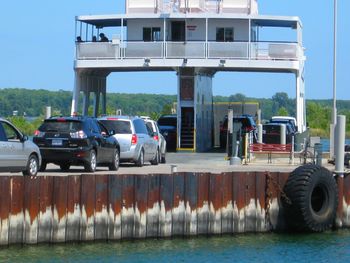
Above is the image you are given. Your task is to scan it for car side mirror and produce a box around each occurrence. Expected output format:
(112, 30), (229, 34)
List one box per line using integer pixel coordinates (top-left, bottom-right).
(109, 130), (116, 136)
(21, 135), (28, 142)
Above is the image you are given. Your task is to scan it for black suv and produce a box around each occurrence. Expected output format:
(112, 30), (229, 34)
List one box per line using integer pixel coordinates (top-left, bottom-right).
(157, 114), (177, 151)
(220, 114), (257, 148)
(33, 116), (120, 172)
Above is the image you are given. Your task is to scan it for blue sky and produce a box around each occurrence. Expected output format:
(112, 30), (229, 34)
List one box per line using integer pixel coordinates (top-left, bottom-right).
(0, 0), (349, 100)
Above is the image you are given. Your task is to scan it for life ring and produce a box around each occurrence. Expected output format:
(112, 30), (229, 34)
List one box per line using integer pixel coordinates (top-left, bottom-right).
(283, 164), (338, 232)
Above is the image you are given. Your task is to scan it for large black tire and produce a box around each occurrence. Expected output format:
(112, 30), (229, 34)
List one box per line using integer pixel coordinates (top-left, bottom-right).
(23, 154), (39, 177)
(84, 150), (97, 172)
(109, 149), (120, 171)
(283, 164), (338, 232)
(136, 149), (144, 167)
(150, 149), (159, 166)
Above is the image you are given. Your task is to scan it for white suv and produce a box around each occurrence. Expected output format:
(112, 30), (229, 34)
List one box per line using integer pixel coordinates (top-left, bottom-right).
(0, 118), (41, 176)
(142, 117), (167, 163)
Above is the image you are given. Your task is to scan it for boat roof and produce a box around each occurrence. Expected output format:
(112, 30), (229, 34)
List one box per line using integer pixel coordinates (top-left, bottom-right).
(76, 14), (301, 28)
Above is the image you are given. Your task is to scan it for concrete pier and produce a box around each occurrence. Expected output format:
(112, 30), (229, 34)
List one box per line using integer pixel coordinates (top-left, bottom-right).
(0, 171), (349, 245)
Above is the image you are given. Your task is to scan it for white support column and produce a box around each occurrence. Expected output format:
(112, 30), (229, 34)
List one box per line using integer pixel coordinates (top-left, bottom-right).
(93, 77), (100, 117)
(248, 18), (251, 59)
(163, 18), (166, 58)
(71, 71), (81, 116)
(82, 76), (90, 116)
(205, 18), (208, 58)
(101, 77), (107, 115)
(296, 68), (306, 132)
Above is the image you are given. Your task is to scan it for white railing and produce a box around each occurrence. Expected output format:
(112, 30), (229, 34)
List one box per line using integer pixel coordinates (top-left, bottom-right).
(76, 42), (117, 59)
(76, 41), (301, 61)
(166, 42), (206, 58)
(208, 42), (249, 59)
(124, 42), (164, 58)
(250, 42), (299, 61)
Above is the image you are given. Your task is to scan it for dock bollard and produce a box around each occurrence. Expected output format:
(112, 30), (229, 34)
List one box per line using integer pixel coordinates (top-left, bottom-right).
(171, 165), (177, 174)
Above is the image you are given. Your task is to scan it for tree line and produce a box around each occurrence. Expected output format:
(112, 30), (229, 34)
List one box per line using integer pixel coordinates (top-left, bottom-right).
(1, 88), (349, 137)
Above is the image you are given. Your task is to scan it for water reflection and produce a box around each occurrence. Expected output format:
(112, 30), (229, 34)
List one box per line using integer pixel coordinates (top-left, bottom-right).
(0, 231), (349, 263)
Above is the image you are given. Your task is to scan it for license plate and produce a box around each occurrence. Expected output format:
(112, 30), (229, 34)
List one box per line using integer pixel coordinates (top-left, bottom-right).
(52, 139), (63, 146)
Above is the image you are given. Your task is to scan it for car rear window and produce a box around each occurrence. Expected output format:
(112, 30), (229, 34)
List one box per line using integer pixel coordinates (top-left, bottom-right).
(99, 120), (132, 134)
(158, 117), (177, 126)
(40, 120), (83, 132)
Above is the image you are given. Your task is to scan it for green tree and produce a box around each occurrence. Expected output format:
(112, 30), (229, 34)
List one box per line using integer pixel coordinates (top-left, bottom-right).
(277, 107), (289, 116)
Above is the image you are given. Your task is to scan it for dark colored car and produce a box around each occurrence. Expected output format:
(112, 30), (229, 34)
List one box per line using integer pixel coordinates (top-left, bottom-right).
(33, 116), (120, 172)
(157, 114), (177, 151)
(220, 114), (257, 148)
(263, 123), (294, 144)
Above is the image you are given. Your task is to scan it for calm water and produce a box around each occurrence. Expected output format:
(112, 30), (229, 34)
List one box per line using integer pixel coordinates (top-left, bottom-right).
(1, 231), (350, 263)
(320, 138), (350, 152)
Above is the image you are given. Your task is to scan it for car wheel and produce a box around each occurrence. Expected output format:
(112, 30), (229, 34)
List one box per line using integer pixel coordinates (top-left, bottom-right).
(23, 154), (39, 177)
(150, 149), (159, 166)
(136, 149), (144, 167)
(60, 163), (70, 172)
(39, 161), (47, 172)
(109, 149), (120, 171)
(84, 150), (97, 172)
(161, 153), (166, 164)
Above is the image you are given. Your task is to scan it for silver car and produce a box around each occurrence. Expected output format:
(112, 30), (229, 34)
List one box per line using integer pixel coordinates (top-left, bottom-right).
(142, 117), (167, 163)
(98, 116), (158, 166)
(0, 118), (41, 176)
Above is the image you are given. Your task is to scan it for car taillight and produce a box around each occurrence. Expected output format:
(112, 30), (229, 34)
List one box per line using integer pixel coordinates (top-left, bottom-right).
(70, 130), (87, 139)
(34, 130), (45, 137)
(153, 135), (159, 141)
(131, 134), (137, 145)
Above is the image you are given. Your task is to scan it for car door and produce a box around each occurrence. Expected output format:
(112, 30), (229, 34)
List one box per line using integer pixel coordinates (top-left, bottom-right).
(0, 122), (9, 168)
(98, 121), (115, 161)
(145, 124), (157, 159)
(90, 119), (108, 163)
(0, 121), (27, 168)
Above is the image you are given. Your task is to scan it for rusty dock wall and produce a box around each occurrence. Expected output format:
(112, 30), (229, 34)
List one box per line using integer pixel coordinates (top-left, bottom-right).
(0, 172), (349, 245)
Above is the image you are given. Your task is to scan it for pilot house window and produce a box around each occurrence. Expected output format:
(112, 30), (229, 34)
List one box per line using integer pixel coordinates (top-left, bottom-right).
(216, 28), (234, 42)
(143, 27), (161, 41)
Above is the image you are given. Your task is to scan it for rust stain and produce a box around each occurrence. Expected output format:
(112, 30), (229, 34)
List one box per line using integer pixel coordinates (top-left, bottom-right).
(344, 175), (350, 205)
(173, 173), (185, 208)
(148, 175), (160, 211)
(245, 172), (256, 207)
(53, 177), (68, 221)
(255, 172), (266, 211)
(222, 173), (233, 207)
(108, 175), (122, 215)
(122, 175), (135, 209)
(81, 175), (96, 219)
(10, 177), (24, 215)
(24, 176), (40, 225)
(95, 175), (108, 213)
(209, 174), (223, 211)
(67, 175), (81, 214)
(135, 175), (148, 214)
(337, 176), (344, 220)
(197, 173), (209, 209)
(233, 172), (246, 211)
(0, 176), (10, 220)
(185, 173), (197, 211)
(39, 176), (54, 214)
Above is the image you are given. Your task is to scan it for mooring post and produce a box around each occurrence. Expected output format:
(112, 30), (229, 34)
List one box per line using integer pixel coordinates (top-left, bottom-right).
(335, 115), (346, 227)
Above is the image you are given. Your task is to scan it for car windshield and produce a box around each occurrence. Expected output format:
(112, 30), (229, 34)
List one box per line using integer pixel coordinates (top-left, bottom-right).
(40, 120), (83, 132)
(99, 120), (132, 134)
(158, 117), (177, 126)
